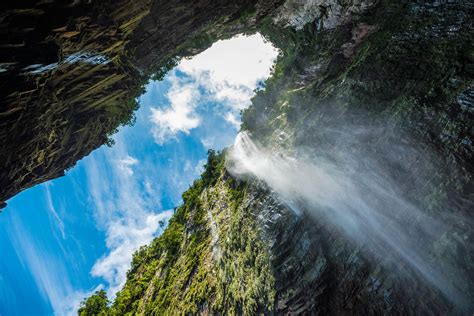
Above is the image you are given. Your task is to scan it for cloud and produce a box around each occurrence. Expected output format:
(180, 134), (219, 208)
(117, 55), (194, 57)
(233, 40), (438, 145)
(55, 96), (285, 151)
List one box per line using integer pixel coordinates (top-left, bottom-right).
(116, 155), (139, 176)
(143, 180), (155, 197)
(182, 159), (207, 177)
(178, 33), (277, 88)
(91, 212), (172, 295)
(200, 137), (215, 149)
(150, 75), (201, 144)
(183, 160), (193, 173)
(194, 159), (207, 175)
(178, 33), (278, 113)
(85, 135), (173, 298)
(7, 214), (93, 315)
(149, 33), (278, 145)
(224, 112), (241, 129)
(43, 183), (66, 240)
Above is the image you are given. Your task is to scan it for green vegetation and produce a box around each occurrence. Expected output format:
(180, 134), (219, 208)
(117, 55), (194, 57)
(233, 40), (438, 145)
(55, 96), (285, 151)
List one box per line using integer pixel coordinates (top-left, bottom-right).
(209, 180), (275, 315)
(110, 151), (220, 315)
(242, 2), (473, 208)
(78, 290), (110, 316)
(81, 151), (274, 315)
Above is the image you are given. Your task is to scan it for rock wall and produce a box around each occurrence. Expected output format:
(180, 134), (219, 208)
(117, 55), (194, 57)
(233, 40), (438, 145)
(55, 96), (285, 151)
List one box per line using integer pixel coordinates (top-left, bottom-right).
(0, 0), (151, 207)
(242, 1), (474, 314)
(110, 158), (277, 314)
(0, 0), (279, 208)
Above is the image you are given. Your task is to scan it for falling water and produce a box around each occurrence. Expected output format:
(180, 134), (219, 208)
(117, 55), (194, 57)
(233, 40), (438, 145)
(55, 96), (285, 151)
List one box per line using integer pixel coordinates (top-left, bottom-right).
(227, 131), (470, 308)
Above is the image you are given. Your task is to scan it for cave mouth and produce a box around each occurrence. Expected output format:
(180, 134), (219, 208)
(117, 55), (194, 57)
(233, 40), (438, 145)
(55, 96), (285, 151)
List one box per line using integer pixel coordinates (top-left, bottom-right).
(140, 32), (279, 148)
(0, 32), (279, 314)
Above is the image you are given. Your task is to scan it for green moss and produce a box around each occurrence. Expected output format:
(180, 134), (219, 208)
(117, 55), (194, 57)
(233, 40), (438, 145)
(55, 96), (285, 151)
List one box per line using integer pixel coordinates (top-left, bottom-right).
(212, 179), (276, 315)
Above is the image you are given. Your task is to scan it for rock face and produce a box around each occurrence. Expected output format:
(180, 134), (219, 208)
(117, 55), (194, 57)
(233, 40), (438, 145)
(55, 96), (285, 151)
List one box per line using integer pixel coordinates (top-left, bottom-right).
(243, 2), (474, 313)
(0, 0), (152, 207)
(0, 0), (277, 207)
(2, 0), (473, 315)
(272, 0), (378, 30)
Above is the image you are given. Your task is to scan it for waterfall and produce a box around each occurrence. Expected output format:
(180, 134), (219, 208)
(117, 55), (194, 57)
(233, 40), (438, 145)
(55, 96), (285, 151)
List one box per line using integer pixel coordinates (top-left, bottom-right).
(227, 131), (469, 308)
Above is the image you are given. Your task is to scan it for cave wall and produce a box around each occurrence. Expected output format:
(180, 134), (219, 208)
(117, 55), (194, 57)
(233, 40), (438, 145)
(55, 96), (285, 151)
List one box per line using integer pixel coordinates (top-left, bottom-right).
(242, 1), (474, 314)
(0, 0), (381, 209)
(0, 0), (151, 207)
(0, 0), (282, 208)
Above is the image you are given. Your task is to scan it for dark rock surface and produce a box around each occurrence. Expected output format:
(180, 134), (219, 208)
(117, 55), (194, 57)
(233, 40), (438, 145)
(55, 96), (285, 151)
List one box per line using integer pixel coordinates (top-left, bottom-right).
(0, 0), (278, 208)
(0, 0), (151, 207)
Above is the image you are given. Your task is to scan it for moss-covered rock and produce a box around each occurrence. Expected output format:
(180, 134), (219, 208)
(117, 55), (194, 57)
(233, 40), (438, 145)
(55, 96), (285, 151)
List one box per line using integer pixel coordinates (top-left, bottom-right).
(110, 151), (275, 315)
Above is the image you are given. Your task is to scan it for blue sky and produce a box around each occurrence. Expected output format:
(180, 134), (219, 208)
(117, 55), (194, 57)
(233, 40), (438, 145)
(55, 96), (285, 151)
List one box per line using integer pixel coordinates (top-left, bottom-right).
(0, 34), (277, 315)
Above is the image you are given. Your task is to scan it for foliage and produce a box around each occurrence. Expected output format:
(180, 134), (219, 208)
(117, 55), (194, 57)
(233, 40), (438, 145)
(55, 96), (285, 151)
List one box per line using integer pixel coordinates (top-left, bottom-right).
(80, 149), (276, 315)
(78, 290), (110, 316)
(109, 151), (226, 315)
(211, 180), (276, 314)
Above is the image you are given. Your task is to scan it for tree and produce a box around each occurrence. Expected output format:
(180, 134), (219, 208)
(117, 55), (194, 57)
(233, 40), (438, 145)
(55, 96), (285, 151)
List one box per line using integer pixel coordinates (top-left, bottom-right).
(78, 290), (110, 316)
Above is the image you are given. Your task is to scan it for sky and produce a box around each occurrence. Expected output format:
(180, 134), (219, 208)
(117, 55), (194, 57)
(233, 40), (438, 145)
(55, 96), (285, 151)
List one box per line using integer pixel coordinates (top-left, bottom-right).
(0, 34), (277, 315)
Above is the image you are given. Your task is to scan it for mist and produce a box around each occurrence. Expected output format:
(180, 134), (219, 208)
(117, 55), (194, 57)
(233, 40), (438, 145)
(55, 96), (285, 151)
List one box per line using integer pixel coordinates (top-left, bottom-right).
(226, 130), (470, 308)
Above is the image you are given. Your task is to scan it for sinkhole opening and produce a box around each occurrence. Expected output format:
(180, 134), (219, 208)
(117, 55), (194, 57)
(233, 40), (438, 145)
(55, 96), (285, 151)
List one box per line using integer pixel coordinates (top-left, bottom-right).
(1, 32), (280, 309)
(85, 32), (280, 298)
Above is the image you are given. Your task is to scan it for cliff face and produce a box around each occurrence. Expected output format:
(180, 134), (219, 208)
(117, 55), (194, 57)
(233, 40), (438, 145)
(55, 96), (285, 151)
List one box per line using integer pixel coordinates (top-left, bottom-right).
(0, 0), (148, 207)
(109, 152), (276, 315)
(79, 1), (473, 315)
(240, 2), (473, 313)
(1, 0), (379, 208)
(0, 0), (276, 208)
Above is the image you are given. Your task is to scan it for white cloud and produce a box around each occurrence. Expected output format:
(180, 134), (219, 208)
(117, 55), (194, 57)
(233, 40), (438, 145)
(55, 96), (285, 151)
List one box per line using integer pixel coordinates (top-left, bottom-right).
(183, 160), (193, 173)
(194, 159), (207, 175)
(85, 135), (173, 298)
(116, 155), (139, 176)
(178, 33), (278, 112)
(91, 212), (172, 295)
(200, 137), (215, 149)
(149, 33), (278, 145)
(143, 180), (155, 197)
(224, 112), (241, 130)
(7, 214), (94, 316)
(150, 75), (201, 144)
(43, 183), (66, 240)
(178, 33), (277, 88)
(182, 159), (207, 178)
